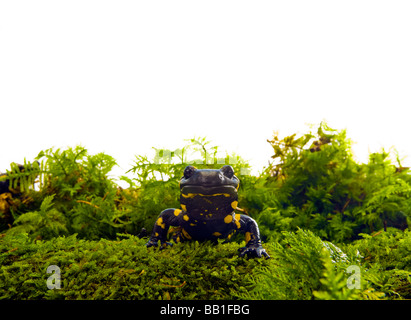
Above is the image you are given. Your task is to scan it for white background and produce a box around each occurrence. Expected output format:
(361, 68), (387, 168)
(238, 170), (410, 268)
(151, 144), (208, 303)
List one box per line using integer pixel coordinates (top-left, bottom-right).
(1, 1), (410, 184)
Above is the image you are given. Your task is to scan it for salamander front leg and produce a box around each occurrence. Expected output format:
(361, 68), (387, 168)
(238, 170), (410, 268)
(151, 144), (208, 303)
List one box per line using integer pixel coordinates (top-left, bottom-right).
(236, 214), (270, 259)
(146, 208), (182, 249)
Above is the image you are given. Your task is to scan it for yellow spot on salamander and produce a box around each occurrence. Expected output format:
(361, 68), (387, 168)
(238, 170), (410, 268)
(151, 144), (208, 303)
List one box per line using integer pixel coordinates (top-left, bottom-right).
(182, 228), (192, 240)
(174, 209), (182, 216)
(224, 214), (233, 224)
(181, 204), (187, 212)
(183, 215), (189, 221)
(155, 232), (159, 237)
(181, 193), (232, 198)
(156, 217), (166, 229)
(213, 232), (222, 237)
(190, 223), (196, 226)
(245, 232), (251, 244)
(234, 214), (241, 229)
(231, 201), (238, 209)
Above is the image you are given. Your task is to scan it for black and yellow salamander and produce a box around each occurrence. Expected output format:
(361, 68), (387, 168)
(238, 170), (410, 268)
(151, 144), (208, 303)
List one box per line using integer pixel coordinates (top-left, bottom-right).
(146, 165), (269, 259)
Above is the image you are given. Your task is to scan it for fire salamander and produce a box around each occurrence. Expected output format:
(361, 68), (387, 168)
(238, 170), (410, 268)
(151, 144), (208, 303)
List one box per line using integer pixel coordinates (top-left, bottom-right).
(146, 165), (270, 259)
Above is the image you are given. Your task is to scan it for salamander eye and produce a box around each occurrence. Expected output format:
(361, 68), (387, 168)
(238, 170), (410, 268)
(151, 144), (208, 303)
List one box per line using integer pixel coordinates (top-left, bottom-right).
(183, 165), (197, 179)
(220, 165), (234, 178)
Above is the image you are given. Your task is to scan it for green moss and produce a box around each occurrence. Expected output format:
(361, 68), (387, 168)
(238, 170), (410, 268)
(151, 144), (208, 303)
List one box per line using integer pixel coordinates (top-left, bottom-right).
(0, 233), (265, 300)
(2, 229), (411, 300)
